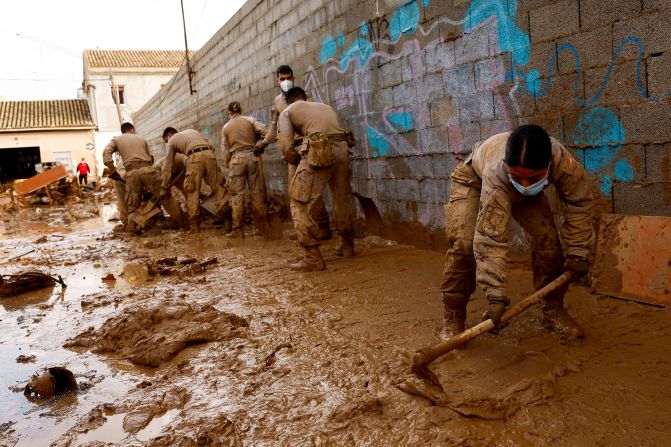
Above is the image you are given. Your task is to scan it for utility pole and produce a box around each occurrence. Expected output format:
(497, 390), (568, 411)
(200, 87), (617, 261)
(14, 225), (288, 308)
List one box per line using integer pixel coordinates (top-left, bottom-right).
(109, 70), (124, 126)
(180, 0), (197, 95)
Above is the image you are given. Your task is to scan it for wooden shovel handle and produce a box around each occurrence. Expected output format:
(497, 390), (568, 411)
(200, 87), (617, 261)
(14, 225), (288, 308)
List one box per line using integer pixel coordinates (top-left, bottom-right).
(413, 271), (572, 368)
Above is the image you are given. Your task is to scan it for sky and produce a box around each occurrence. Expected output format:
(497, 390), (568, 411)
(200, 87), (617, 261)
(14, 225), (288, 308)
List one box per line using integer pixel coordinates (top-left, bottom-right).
(0, 0), (247, 101)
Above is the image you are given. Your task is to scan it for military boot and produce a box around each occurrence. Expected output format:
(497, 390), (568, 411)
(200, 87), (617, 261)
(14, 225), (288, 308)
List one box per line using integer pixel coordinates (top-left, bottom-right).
(291, 246), (326, 271)
(441, 294), (467, 342)
(335, 238), (355, 256)
(541, 298), (585, 339)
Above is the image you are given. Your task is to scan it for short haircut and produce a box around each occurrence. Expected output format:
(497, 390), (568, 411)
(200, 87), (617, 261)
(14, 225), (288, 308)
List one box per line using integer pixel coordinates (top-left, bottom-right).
(227, 101), (242, 114)
(162, 127), (178, 139)
(285, 87), (307, 105)
(120, 122), (135, 133)
(505, 124), (552, 169)
(276, 65), (293, 77)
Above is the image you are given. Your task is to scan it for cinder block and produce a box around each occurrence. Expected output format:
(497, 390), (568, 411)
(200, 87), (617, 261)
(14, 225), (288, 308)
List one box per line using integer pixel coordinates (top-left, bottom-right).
(644, 0), (670, 11)
(420, 72), (445, 103)
(583, 61), (647, 107)
(376, 178), (398, 201)
(419, 126), (449, 154)
(645, 143), (671, 183)
(420, 178), (449, 203)
(396, 178), (421, 201)
(647, 52), (671, 98)
(447, 121), (481, 156)
(455, 22), (493, 64)
(620, 101), (671, 144)
(405, 155), (436, 179)
(613, 10), (671, 60)
(424, 40), (456, 74)
(431, 153), (460, 179)
(613, 182), (671, 216)
(580, 0), (641, 29)
(529, 0), (580, 43)
(458, 90), (495, 123)
(556, 27), (613, 76)
(392, 82), (418, 107)
(474, 56), (506, 91)
(443, 63), (475, 96)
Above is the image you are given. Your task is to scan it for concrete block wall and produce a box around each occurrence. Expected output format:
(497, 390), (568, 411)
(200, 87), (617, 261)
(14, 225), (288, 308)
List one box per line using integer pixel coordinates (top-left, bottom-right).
(135, 0), (671, 250)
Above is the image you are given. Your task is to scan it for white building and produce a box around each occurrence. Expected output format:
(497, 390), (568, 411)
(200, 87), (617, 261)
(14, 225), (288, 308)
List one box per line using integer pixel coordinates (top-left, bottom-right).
(81, 49), (193, 170)
(0, 99), (96, 183)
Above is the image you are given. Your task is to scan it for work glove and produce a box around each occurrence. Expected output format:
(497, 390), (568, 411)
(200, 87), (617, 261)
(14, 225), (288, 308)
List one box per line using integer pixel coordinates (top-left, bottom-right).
(253, 141), (267, 156)
(564, 255), (590, 281)
(482, 301), (507, 334)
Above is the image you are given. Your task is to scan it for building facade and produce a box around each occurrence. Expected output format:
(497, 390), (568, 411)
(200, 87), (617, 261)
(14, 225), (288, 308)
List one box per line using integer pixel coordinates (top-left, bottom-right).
(0, 99), (96, 183)
(81, 49), (193, 169)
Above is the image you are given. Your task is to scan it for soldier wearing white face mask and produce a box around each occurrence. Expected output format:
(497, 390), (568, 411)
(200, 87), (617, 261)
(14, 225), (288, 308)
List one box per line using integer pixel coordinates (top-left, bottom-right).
(259, 65), (332, 241)
(439, 125), (594, 342)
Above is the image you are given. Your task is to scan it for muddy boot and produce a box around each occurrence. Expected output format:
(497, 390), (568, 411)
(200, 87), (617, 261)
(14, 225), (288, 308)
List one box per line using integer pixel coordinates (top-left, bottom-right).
(226, 228), (244, 238)
(441, 294), (467, 343)
(316, 226), (333, 241)
(335, 238), (355, 256)
(541, 298), (585, 339)
(291, 246), (326, 272)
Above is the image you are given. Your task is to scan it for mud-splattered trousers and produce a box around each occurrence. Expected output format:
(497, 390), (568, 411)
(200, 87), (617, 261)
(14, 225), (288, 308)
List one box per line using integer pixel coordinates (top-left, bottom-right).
(228, 150), (268, 230)
(183, 149), (219, 223)
(289, 140), (354, 247)
(440, 132), (594, 306)
(125, 164), (160, 210)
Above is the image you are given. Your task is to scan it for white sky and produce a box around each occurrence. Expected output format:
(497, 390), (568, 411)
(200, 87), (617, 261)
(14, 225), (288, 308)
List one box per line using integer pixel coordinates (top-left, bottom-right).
(0, 0), (247, 101)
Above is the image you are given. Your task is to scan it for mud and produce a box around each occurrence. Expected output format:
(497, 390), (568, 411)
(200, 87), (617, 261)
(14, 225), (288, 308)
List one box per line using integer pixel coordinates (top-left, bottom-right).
(65, 301), (248, 367)
(1, 200), (670, 446)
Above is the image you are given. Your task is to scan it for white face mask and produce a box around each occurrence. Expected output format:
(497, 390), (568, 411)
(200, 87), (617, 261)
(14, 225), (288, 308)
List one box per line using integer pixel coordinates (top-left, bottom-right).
(508, 167), (550, 196)
(280, 79), (294, 93)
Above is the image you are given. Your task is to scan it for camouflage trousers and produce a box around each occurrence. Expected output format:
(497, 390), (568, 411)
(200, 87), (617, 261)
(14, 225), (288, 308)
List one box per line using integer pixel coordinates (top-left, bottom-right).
(289, 142), (353, 247)
(184, 150), (219, 223)
(228, 150), (268, 230)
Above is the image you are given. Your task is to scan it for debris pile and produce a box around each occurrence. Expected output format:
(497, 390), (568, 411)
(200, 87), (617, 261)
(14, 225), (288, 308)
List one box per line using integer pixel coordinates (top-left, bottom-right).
(0, 271), (66, 298)
(24, 367), (78, 399)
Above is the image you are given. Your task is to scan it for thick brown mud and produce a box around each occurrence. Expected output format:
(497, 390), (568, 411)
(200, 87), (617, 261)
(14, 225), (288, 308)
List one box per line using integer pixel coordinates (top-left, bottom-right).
(1, 203), (670, 446)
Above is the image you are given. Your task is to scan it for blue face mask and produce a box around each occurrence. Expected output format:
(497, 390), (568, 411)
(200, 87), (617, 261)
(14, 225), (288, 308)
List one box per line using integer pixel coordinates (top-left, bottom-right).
(508, 168), (550, 196)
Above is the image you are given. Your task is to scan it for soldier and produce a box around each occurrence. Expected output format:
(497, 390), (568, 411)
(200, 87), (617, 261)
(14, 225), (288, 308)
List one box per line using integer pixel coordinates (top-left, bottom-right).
(259, 65), (332, 241)
(161, 127), (218, 233)
(440, 124), (593, 341)
(103, 122), (157, 233)
(221, 101), (271, 238)
(277, 87), (356, 271)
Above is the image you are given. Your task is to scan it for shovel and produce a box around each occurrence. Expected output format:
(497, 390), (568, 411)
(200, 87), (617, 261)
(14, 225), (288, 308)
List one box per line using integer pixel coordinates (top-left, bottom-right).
(411, 271), (573, 382)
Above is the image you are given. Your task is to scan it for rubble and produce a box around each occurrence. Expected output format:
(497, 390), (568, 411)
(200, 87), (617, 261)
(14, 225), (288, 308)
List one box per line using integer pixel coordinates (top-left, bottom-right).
(0, 271), (66, 298)
(24, 367), (78, 399)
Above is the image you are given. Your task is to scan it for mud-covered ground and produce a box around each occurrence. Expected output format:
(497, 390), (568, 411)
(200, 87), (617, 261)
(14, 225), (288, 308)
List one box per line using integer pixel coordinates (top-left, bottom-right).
(1, 200), (670, 446)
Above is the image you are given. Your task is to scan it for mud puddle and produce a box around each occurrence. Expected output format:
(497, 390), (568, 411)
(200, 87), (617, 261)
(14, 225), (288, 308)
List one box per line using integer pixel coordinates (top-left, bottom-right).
(1, 202), (671, 446)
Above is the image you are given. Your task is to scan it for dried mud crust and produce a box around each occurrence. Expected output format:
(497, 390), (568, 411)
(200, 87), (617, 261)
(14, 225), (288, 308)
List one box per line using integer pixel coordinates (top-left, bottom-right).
(64, 300), (249, 367)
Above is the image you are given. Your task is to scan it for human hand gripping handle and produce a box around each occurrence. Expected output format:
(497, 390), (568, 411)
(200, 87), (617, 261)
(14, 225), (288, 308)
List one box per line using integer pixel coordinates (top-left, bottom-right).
(564, 255), (590, 281)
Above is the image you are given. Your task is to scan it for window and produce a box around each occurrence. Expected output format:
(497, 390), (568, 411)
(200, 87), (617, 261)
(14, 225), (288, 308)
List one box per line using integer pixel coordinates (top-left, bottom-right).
(53, 151), (73, 173)
(111, 85), (125, 105)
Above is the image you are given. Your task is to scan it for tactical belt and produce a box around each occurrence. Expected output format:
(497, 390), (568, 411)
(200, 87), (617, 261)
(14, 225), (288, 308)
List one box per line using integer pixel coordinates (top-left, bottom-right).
(125, 161), (152, 172)
(327, 133), (347, 142)
(187, 145), (213, 156)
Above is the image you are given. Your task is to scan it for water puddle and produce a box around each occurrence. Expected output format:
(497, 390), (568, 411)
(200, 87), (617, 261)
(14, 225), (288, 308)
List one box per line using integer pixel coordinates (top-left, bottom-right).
(136, 409), (180, 441)
(72, 413), (127, 446)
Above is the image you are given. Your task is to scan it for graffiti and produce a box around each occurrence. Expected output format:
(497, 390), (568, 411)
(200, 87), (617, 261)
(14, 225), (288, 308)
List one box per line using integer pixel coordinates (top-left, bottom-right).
(306, 0), (669, 227)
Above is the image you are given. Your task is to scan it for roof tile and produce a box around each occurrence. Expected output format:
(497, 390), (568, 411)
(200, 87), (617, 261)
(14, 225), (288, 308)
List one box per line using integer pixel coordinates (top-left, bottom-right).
(0, 99), (96, 131)
(83, 49), (193, 69)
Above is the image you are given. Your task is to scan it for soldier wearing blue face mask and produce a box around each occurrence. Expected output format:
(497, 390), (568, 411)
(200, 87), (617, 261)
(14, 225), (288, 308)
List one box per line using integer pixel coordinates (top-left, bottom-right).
(439, 125), (594, 342)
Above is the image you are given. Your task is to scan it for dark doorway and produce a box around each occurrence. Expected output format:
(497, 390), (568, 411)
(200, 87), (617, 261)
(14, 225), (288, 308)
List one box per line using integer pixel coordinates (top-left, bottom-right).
(0, 146), (41, 184)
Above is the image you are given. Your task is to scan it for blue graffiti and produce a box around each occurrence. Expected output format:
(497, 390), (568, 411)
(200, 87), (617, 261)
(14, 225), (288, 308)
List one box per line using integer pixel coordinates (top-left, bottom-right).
(320, 35), (338, 64)
(388, 111), (414, 132)
(340, 37), (375, 71)
(366, 125), (390, 157)
(389, 1), (421, 41)
(572, 106), (630, 195)
(465, 0), (530, 66)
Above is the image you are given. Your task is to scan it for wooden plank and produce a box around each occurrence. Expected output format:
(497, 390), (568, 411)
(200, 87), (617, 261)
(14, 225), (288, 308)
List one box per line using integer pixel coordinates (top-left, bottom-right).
(593, 215), (671, 306)
(13, 165), (68, 195)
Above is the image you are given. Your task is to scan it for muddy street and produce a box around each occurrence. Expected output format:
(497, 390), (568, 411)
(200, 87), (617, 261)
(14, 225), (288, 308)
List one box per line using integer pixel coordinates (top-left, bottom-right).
(1, 205), (670, 446)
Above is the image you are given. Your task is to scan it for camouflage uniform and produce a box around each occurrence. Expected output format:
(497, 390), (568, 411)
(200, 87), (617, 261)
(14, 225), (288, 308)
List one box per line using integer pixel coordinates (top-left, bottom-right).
(441, 132), (594, 338)
(221, 115), (270, 236)
(278, 100), (355, 267)
(263, 93), (331, 237)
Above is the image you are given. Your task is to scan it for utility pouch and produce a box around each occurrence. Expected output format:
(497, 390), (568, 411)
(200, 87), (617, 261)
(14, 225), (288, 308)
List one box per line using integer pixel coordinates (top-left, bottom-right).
(306, 132), (335, 168)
